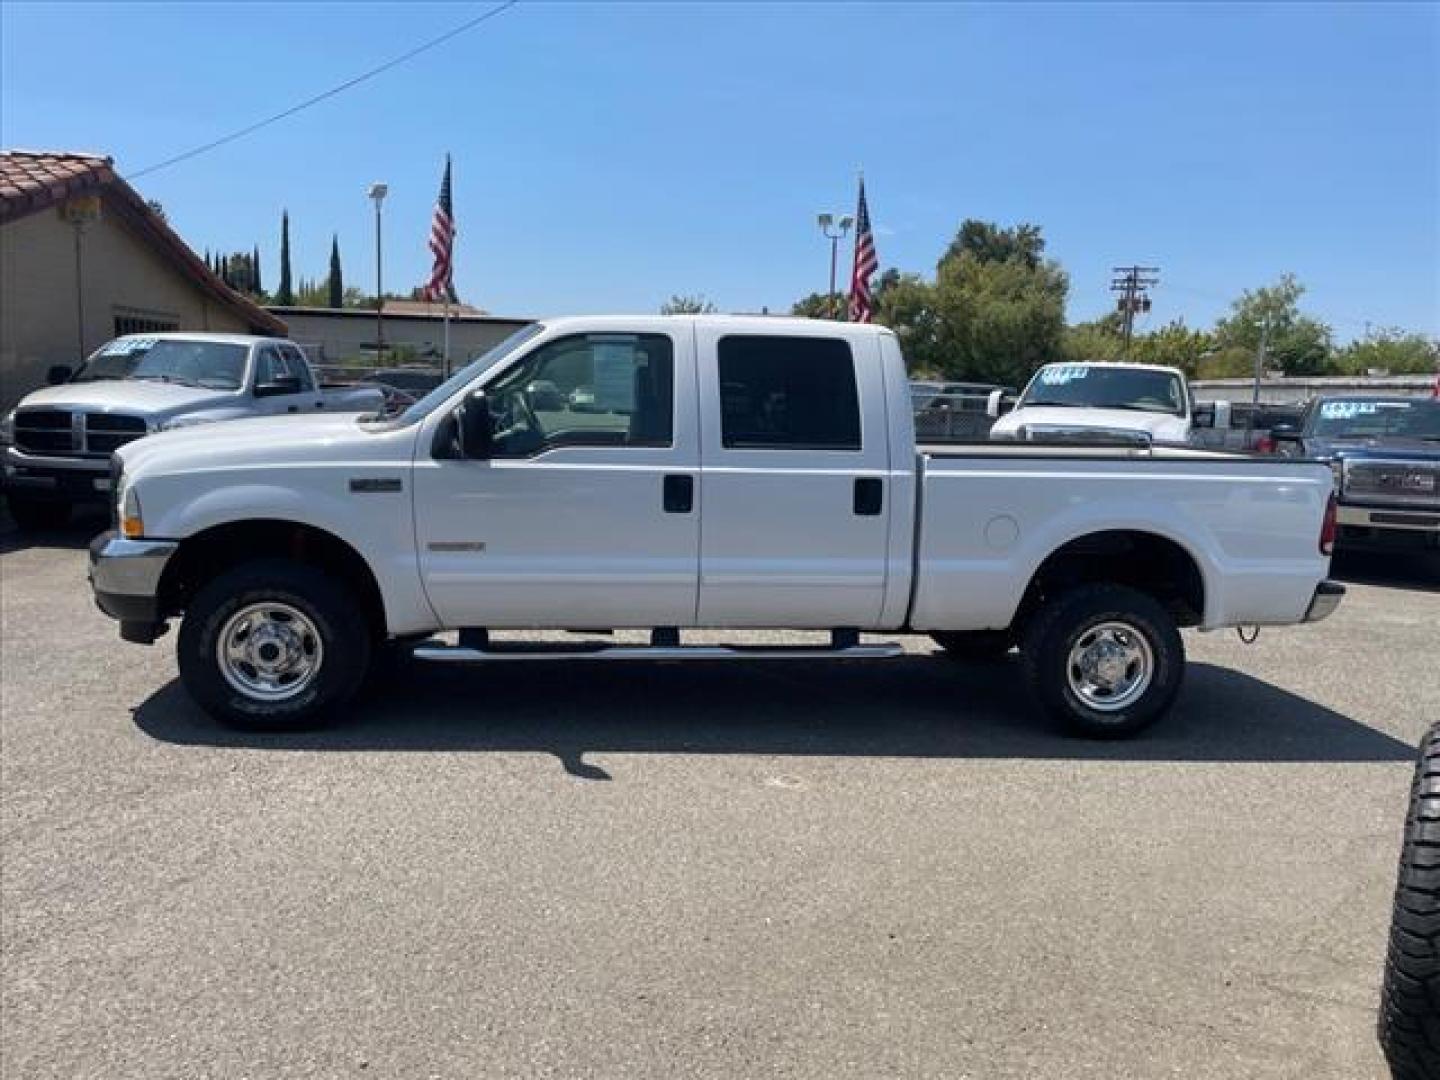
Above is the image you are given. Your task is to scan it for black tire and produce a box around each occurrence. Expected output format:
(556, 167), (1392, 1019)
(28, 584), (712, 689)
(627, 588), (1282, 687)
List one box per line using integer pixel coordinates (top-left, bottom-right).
(1379, 723), (1440, 1080)
(177, 559), (371, 730)
(6, 495), (70, 532)
(1019, 583), (1184, 738)
(931, 630), (1015, 661)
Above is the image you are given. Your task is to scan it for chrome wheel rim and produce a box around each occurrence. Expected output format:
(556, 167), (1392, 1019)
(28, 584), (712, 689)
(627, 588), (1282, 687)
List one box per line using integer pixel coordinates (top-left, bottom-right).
(217, 602), (324, 702)
(1066, 620), (1154, 713)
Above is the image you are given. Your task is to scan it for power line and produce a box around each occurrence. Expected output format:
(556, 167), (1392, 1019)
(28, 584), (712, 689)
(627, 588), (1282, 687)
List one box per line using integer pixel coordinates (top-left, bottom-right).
(126, 1), (521, 181)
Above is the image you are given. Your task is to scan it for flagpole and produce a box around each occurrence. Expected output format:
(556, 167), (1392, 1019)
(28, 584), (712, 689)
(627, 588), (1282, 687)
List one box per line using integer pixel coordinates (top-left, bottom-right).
(443, 295), (451, 379)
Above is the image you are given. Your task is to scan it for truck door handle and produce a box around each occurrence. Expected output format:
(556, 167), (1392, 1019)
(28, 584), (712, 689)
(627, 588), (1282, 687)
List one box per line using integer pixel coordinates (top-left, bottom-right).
(853, 477), (883, 516)
(286, 405), (299, 413)
(663, 474), (694, 513)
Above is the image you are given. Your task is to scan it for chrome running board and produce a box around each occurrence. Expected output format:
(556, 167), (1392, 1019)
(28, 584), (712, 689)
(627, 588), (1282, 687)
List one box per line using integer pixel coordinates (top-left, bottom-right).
(411, 642), (905, 663)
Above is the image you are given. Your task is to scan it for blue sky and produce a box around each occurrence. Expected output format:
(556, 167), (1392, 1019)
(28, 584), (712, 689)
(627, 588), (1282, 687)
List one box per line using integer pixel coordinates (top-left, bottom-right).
(3, 2), (1436, 340)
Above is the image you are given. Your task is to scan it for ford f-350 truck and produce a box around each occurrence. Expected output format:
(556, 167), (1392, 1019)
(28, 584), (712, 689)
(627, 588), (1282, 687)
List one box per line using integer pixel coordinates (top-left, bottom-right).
(88, 316), (1343, 737)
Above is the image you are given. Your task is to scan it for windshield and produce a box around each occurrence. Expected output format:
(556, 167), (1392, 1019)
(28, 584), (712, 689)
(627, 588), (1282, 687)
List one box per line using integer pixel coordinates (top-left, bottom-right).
(385, 323), (545, 427)
(1307, 398), (1440, 440)
(1020, 365), (1187, 416)
(73, 337), (249, 390)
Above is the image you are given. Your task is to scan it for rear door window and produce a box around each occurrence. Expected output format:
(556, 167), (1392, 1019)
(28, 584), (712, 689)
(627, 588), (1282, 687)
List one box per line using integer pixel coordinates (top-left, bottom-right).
(717, 336), (861, 450)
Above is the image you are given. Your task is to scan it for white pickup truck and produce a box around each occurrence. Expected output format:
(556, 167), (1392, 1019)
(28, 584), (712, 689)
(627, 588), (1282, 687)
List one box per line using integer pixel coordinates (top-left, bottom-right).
(988, 361), (1195, 445)
(88, 316), (1343, 737)
(1, 332), (384, 530)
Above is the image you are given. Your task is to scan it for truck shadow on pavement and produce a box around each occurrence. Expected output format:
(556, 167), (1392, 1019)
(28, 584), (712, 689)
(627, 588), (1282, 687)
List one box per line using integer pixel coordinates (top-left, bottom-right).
(133, 656), (1417, 779)
(1331, 548), (1440, 593)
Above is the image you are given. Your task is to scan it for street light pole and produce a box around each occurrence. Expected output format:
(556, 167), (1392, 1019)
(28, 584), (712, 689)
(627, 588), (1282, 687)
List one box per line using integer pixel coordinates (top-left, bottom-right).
(368, 182), (388, 363)
(816, 213), (854, 319)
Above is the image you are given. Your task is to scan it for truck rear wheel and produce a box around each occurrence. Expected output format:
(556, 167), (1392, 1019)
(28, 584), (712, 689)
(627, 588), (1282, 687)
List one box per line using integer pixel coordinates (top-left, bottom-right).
(177, 559), (370, 730)
(1019, 583), (1184, 738)
(931, 630), (1014, 661)
(6, 495), (70, 532)
(1378, 723), (1440, 1080)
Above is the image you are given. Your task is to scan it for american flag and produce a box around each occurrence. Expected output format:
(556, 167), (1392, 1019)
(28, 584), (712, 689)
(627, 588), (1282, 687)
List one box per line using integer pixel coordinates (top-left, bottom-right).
(848, 177), (878, 323)
(422, 155), (456, 303)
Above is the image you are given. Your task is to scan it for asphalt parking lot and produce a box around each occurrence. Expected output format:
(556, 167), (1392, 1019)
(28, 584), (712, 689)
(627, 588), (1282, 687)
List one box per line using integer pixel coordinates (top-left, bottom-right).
(2, 514), (1437, 1079)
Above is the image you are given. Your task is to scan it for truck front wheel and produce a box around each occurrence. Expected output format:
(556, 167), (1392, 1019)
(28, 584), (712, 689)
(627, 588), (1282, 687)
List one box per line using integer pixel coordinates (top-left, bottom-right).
(177, 559), (371, 730)
(1378, 723), (1440, 1080)
(1019, 583), (1184, 738)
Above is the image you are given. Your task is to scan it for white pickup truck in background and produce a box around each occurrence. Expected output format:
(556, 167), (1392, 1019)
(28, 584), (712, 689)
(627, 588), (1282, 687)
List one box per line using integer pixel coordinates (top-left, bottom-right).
(88, 316), (1342, 737)
(988, 361), (1196, 445)
(1, 332), (384, 530)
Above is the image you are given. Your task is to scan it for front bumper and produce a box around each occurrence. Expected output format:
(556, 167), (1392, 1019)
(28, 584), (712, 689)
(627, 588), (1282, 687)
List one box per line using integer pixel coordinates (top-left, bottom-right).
(1303, 580), (1346, 624)
(88, 530), (178, 642)
(2, 445), (111, 502)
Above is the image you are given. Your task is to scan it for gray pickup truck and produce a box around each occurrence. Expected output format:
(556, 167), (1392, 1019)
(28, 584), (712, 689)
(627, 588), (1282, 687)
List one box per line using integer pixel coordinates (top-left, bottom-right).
(1, 332), (384, 530)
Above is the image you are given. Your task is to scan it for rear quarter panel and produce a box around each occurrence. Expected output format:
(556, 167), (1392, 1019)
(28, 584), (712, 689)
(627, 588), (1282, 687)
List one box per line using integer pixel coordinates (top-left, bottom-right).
(911, 450), (1333, 632)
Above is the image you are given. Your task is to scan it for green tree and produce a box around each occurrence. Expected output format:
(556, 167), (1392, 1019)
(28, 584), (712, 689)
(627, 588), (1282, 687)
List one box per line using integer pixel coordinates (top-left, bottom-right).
(1333, 330), (1439, 376)
(1131, 320), (1216, 377)
(659, 293), (716, 315)
(1214, 273), (1333, 376)
(252, 245), (262, 294)
(790, 292), (843, 319)
(328, 235), (344, 309)
(275, 210), (295, 306)
(940, 220), (1045, 271)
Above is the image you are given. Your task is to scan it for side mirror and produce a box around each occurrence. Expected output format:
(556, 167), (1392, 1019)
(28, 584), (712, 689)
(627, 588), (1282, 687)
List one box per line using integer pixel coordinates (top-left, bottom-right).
(1269, 423), (1301, 442)
(46, 364), (72, 385)
(1193, 405), (1216, 429)
(985, 389), (1005, 419)
(254, 375), (302, 398)
(458, 391), (493, 459)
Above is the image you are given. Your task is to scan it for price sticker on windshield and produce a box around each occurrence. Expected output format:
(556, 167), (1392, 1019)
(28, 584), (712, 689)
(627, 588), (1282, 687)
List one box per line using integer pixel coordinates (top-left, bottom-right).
(1039, 365), (1089, 385)
(101, 336), (157, 356)
(1320, 401), (1379, 420)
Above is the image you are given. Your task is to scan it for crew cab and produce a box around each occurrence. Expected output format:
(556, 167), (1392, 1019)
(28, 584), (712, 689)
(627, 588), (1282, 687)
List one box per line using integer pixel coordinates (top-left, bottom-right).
(88, 317), (1343, 737)
(988, 361), (1195, 445)
(1271, 394), (1439, 550)
(1, 332), (384, 530)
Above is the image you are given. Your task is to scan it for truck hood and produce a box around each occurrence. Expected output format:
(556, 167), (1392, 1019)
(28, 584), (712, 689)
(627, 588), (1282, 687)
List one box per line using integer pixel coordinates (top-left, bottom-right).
(15, 379), (237, 419)
(117, 412), (385, 475)
(1307, 436), (1440, 461)
(991, 406), (1190, 441)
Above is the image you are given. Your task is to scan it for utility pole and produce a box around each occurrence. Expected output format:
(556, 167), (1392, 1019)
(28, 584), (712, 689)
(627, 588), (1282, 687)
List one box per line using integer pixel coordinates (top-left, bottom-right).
(1110, 265), (1160, 357)
(816, 213), (854, 319)
(368, 183), (388, 363)
(1246, 315), (1271, 447)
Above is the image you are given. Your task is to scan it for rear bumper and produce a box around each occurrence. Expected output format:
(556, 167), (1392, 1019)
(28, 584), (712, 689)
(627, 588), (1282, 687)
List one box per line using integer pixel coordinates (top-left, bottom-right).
(1337, 504), (1440, 534)
(2, 446), (110, 503)
(88, 530), (178, 642)
(1303, 580), (1345, 624)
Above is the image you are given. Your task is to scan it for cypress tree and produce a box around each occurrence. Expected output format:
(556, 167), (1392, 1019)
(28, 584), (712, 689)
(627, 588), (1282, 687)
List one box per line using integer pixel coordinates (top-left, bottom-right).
(276, 211), (294, 305)
(252, 245), (262, 294)
(220, 254), (230, 287)
(328, 234), (344, 308)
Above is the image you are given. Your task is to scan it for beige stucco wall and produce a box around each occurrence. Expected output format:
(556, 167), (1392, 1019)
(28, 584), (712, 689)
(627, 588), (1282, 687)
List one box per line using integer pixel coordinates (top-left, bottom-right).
(0, 202), (248, 412)
(278, 310), (530, 367)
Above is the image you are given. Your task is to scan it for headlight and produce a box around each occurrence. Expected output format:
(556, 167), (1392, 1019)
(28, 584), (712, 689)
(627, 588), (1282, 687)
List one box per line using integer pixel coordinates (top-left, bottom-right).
(119, 481), (144, 538)
(0, 409), (15, 445)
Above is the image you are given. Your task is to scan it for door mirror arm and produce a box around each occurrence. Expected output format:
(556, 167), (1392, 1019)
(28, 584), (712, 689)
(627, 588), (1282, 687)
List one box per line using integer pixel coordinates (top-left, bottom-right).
(458, 391), (494, 459)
